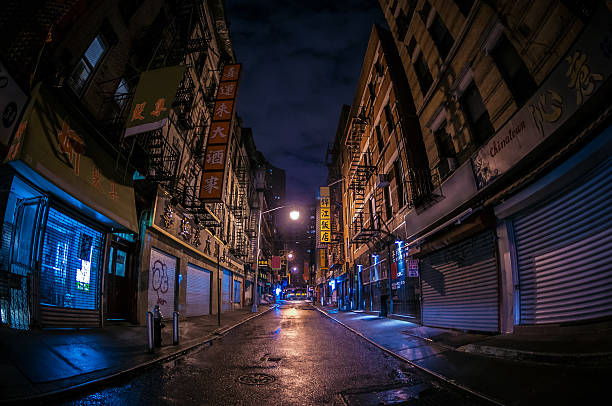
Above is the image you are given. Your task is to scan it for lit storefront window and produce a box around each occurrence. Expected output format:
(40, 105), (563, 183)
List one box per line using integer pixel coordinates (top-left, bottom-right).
(40, 208), (104, 309)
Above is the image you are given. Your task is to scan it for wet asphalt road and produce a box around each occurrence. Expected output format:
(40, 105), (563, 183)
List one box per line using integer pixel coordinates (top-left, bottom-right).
(55, 301), (490, 405)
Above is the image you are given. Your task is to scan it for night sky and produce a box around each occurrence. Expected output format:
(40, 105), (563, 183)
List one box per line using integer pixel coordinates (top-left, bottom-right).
(224, 0), (387, 205)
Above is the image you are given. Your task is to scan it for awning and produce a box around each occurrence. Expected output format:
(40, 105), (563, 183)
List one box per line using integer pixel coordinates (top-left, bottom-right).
(5, 84), (139, 233)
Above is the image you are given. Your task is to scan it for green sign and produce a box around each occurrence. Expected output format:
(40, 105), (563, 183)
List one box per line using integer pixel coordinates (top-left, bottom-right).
(5, 84), (139, 232)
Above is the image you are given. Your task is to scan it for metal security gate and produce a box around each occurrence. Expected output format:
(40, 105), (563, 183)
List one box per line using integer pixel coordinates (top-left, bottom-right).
(222, 269), (231, 311)
(513, 158), (612, 325)
(39, 207), (105, 328)
(420, 231), (499, 332)
(2, 197), (47, 329)
(148, 248), (176, 319)
(186, 264), (211, 317)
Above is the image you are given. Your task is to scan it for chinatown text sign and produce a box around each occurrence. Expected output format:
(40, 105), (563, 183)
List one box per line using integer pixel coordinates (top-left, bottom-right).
(471, 3), (612, 189)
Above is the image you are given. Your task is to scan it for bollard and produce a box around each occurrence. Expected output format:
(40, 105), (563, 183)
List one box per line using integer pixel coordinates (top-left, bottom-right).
(173, 311), (179, 345)
(146, 311), (154, 353)
(153, 305), (164, 347)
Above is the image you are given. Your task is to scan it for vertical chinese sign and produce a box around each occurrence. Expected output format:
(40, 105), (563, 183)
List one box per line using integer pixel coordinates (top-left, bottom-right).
(200, 64), (242, 201)
(320, 186), (330, 244)
(123, 65), (187, 138)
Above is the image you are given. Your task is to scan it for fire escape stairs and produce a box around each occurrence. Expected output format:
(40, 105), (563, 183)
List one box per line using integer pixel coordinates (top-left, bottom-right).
(229, 156), (249, 258)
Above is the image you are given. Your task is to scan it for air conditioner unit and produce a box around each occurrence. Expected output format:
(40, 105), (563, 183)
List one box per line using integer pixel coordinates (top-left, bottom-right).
(376, 174), (390, 188)
(446, 157), (457, 172)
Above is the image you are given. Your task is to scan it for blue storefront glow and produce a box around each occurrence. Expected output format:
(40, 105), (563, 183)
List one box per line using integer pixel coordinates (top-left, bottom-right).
(40, 208), (103, 310)
(329, 279), (336, 291)
(396, 240), (406, 278)
(275, 287), (281, 296)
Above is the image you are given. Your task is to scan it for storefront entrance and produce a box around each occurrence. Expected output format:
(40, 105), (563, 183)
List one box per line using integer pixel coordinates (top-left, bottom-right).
(105, 241), (134, 321)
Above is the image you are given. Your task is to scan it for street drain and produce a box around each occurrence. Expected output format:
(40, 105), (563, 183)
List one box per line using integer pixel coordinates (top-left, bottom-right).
(236, 373), (276, 385)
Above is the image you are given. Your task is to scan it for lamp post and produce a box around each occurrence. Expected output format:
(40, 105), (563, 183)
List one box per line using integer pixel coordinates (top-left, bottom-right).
(252, 204), (300, 312)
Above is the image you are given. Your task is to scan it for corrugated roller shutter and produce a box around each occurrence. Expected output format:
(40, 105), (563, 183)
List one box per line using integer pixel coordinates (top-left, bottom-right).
(148, 248), (176, 319)
(222, 269), (231, 311)
(421, 231), (499, 332)
(513, 158), (612, 325)
(39, 207), (104, 328)
(186, 264), (211, 317)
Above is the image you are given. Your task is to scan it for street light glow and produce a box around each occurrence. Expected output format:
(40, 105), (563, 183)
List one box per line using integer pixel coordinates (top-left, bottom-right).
(288, 252), (294, 260)
(292, 267), (297, 271)
(290, 210), (300, 220)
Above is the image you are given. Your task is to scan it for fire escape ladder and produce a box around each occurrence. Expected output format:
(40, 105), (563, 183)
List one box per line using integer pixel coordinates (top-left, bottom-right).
(245, 209), (258, 263)
(392, 102), (439, 208)
(173, 71), (195, 131)
(147, 0), (210, 70)
(229, 155), (249, 258)
(373, 181), (385, 230)
(134, 127), (179, 188)
(191, 112), (208, 162)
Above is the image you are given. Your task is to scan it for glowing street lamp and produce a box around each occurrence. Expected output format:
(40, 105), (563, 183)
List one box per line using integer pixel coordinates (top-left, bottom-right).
(252, 205), (300, 312)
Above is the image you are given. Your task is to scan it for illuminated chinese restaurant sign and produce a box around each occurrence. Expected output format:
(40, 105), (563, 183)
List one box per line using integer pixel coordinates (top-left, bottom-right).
(5, 84), (138, 232)
(200, 63), (242, 201)
(124, 65), (187, 138)
(319, 186), (330, 244)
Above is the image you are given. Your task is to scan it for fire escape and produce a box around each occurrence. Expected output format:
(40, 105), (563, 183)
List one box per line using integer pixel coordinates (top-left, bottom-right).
(228, 153), (250, 258)
(126, 0), (220, 229)
(347, 106), (383, 245)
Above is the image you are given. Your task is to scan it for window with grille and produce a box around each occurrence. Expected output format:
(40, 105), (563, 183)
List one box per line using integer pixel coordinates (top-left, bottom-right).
(40, 208), (104, 310)
(69, 34), (107, 95)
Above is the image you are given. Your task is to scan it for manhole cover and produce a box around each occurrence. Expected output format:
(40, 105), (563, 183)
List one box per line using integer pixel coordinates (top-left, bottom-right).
(236, 373), (276, 385)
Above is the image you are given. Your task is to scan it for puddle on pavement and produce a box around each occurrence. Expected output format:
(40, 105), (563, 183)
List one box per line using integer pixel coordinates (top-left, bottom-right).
(342, 383), (430, 405)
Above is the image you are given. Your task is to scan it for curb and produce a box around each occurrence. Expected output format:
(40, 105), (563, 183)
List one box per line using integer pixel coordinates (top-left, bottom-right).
(1, 305), (278, 405)
(313, 305), (505, 406)
(457, 343), (612, 366)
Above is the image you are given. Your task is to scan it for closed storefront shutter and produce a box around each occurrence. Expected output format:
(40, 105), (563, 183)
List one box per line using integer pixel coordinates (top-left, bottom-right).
(513, 158), (612, 325)
(233, 279), (241, 304)
(420, 231), (499, 332)
(186, 264), (211, 317)
(39, 207), (104, 328)
(148, 248), (176, 319)
(222, 269), (231, 311)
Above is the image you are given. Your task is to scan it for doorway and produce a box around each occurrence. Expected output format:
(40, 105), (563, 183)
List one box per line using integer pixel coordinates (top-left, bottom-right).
(105, 241), (134, 321)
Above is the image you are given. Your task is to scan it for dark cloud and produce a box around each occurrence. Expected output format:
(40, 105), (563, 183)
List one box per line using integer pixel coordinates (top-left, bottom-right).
(225, 0), (387, 203)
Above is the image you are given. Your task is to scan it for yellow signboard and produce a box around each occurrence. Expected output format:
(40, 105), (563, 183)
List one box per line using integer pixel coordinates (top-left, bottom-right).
(320, 248), (328, 270)
(320, 187), (330, 244)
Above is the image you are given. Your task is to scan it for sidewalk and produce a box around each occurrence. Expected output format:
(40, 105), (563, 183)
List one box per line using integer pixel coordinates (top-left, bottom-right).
(316, 304), (612, 405)
(0, 304), (276, 404)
